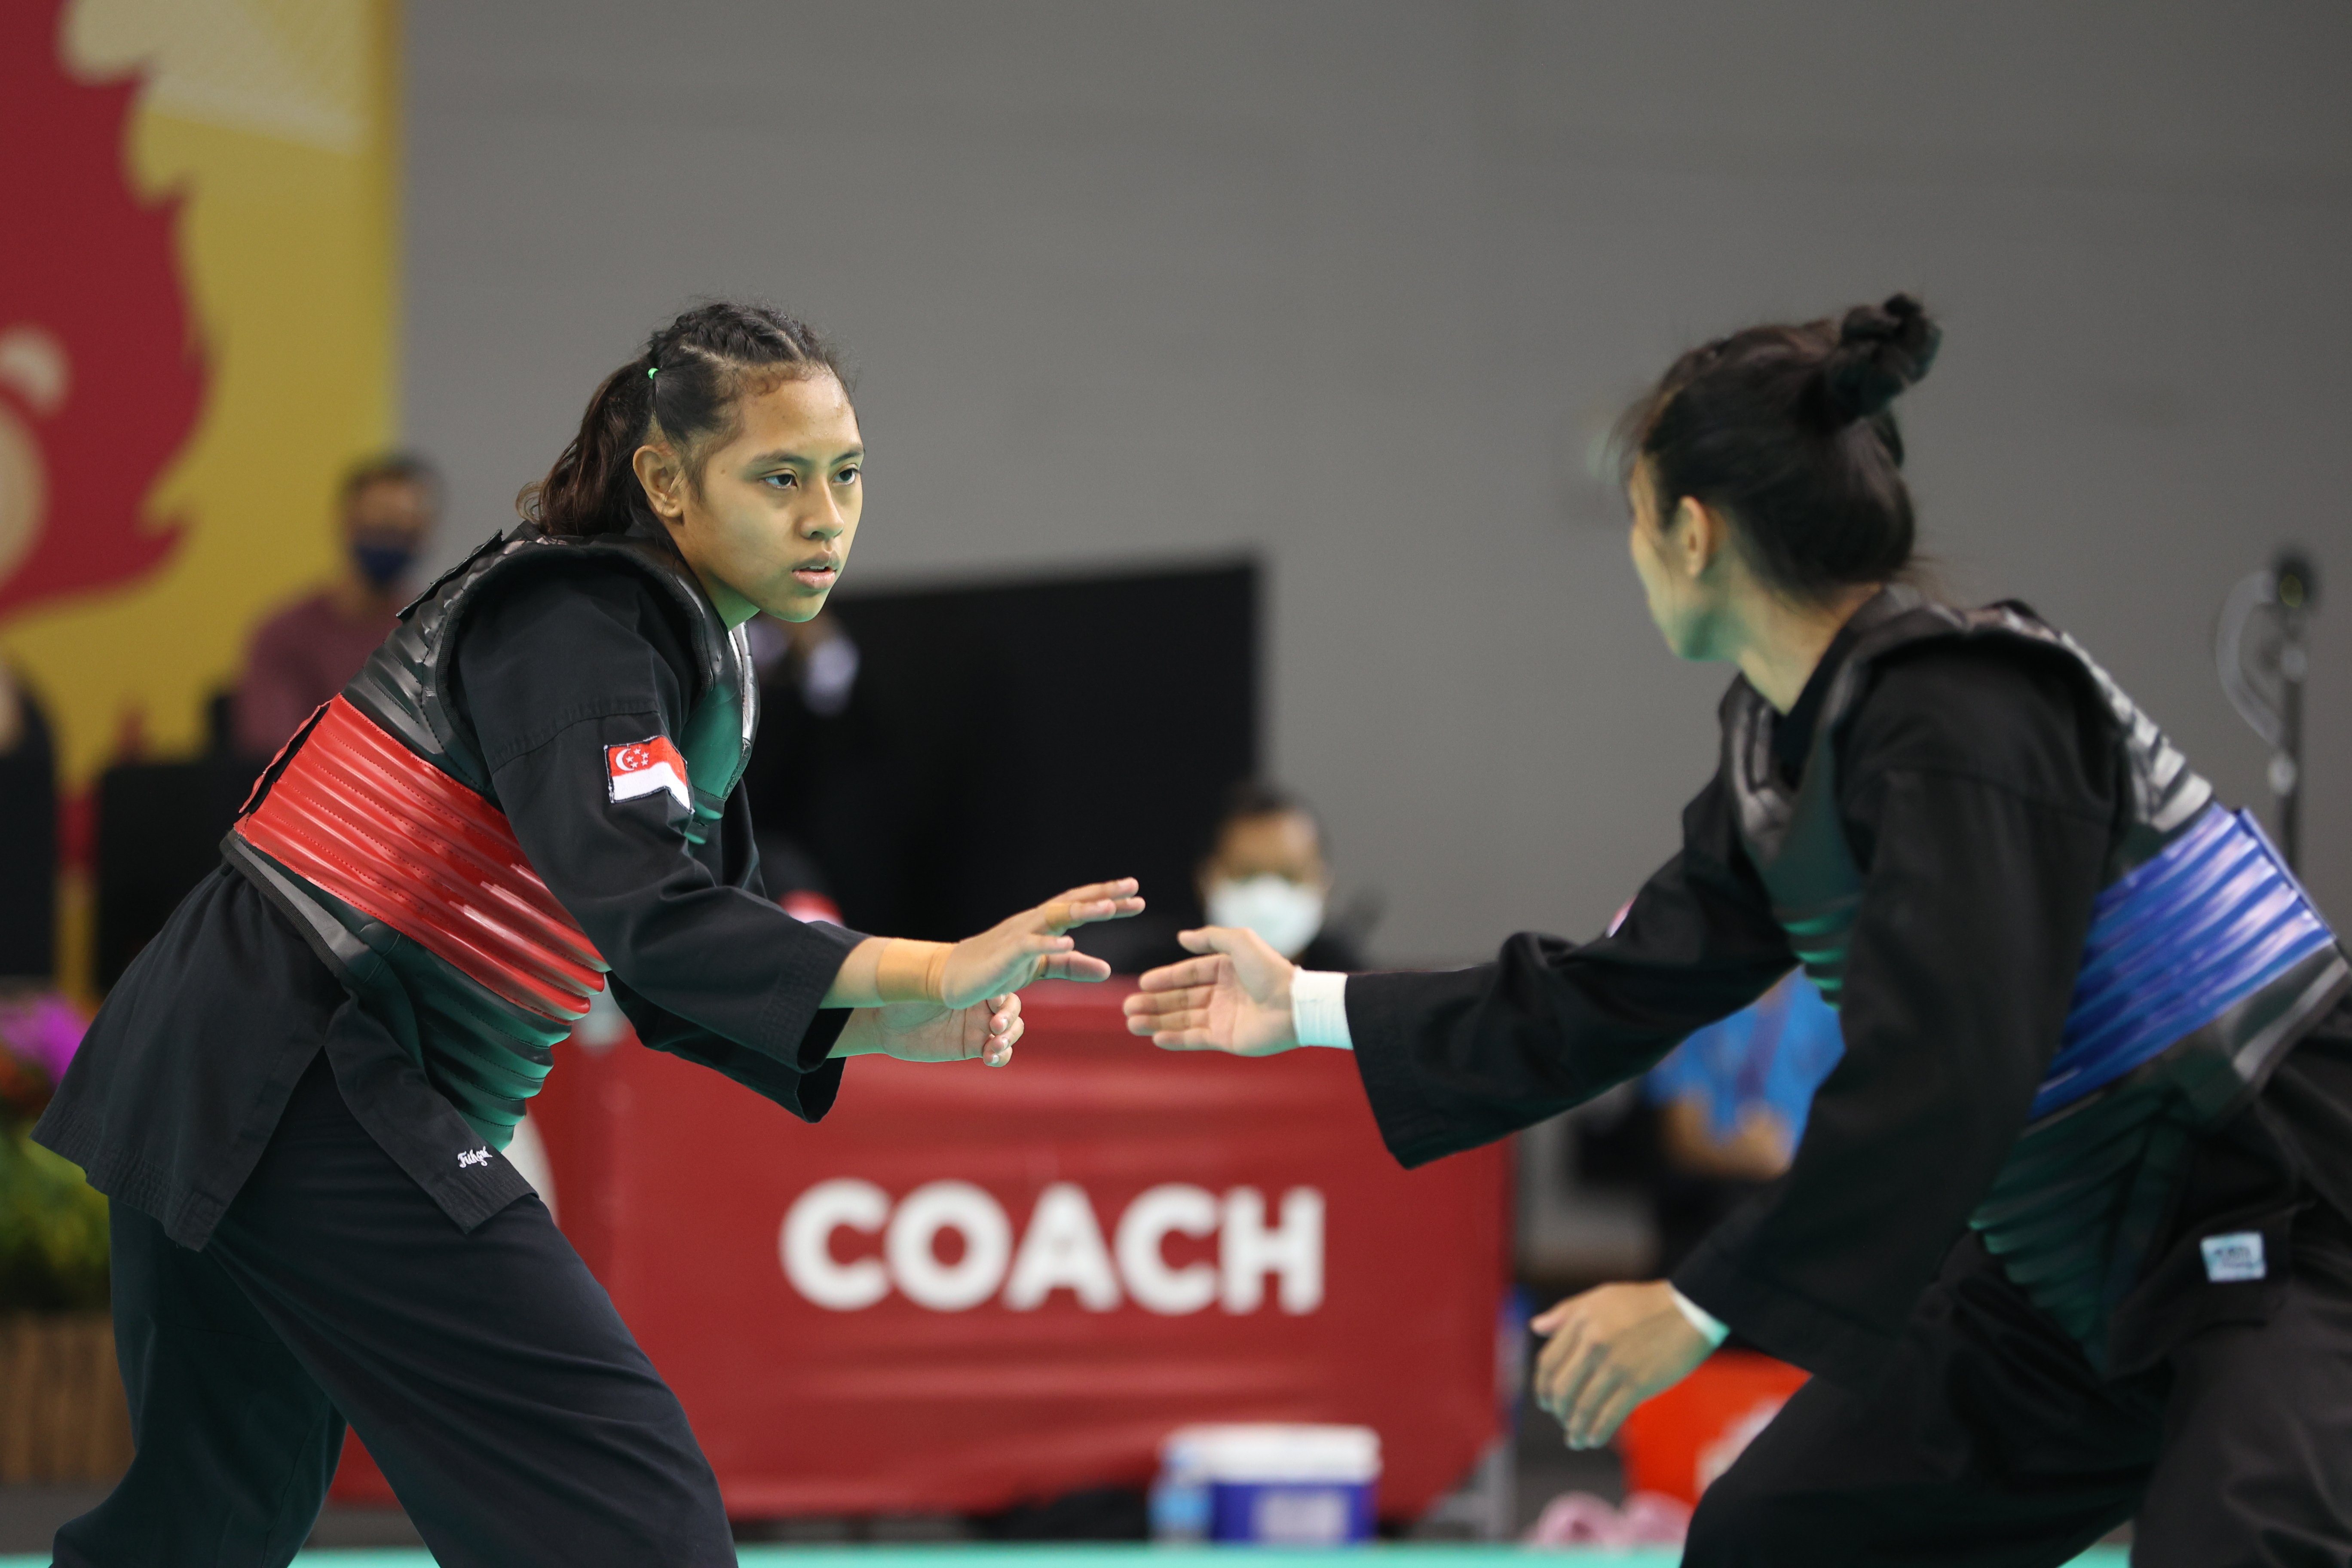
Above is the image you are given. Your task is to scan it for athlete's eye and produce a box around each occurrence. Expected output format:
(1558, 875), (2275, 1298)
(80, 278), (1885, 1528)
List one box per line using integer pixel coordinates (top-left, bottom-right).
(761, 472), (798, 490)
(834, 466), (860, 486)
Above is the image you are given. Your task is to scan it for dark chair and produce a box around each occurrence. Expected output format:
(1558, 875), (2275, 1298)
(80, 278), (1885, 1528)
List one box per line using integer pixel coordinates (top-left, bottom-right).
(93, 722), (260, 991)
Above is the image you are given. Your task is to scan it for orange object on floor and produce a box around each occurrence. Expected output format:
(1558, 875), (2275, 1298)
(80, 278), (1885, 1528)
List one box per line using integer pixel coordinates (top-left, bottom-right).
(1615, 1351), (1810, 1506)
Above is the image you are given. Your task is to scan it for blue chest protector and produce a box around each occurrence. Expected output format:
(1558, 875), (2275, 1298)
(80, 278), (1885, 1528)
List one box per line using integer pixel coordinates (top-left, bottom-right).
(1724, 588), (2348, 1366)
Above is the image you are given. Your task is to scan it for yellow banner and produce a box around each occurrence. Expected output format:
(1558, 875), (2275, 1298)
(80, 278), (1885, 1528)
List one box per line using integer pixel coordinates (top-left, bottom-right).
(1, 0), (401, 782)
(0, 0), (401, 995)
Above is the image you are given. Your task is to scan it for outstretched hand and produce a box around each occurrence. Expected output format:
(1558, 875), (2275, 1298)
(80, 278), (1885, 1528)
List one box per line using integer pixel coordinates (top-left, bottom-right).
(1120, 925), (1301, 1056)
(940, 879), (1145, 1009)
(882, 993), (1026, 1066)
(1530, 1281), (1714, 1449)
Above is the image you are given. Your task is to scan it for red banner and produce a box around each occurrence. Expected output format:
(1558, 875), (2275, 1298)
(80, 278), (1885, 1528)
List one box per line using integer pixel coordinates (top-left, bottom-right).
(0, 0), (200, 622)
(336, 982), (1512, 1520)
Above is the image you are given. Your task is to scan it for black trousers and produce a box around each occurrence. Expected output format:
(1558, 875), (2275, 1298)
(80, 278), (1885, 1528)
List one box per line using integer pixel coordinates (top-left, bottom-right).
(1686, 1209), (2352, 1568)
(53, 1053), (735, 1568)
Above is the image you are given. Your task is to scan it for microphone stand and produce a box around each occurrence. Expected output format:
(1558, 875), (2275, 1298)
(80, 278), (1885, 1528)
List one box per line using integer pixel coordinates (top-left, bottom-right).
(2215, 548), (2318, 874)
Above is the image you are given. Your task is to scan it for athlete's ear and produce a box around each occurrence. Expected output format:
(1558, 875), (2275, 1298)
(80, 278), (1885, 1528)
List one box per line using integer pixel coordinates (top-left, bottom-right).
(631, 442), (689, 527)
(1675, 496), (1728, 579)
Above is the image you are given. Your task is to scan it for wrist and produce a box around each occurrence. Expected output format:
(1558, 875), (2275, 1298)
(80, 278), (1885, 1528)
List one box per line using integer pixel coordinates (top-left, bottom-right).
(875, 939), (951, 1005)
(827, 1009), (884, 1058)
(1666, 1283), (1729, 1349)
(1290, 969), (1351, 1050)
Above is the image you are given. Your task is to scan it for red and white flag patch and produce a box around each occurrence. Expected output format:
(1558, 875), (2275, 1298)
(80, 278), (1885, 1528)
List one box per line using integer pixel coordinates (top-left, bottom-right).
(607, 737), (690, 811)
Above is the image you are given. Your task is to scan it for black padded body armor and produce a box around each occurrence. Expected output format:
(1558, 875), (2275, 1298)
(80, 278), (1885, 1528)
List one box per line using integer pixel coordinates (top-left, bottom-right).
(1723, 587), (2346, 1364)
(345, 522), (759, 834)
(226, 523), (759, 1145)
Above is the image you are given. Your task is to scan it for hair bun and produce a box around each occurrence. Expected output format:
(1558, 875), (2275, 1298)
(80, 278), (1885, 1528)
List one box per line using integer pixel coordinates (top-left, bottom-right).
(1823, 293), (1940, 424)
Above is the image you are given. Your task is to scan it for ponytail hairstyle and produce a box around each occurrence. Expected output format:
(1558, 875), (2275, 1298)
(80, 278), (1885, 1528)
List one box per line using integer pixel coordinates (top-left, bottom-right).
(520, 300), (845, 539)
(1620, 294), (1941, 603)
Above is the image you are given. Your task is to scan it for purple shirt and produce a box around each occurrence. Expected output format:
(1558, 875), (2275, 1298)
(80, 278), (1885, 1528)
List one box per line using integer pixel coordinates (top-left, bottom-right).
(233, 589), (395, 758)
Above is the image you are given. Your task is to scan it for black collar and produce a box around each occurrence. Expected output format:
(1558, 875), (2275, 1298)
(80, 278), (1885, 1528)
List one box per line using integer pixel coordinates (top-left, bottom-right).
(1771, 612), (1869, 783)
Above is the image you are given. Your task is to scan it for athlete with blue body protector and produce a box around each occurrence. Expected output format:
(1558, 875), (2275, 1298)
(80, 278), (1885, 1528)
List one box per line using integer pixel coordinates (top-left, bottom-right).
(1128, 296), (2352, 1565)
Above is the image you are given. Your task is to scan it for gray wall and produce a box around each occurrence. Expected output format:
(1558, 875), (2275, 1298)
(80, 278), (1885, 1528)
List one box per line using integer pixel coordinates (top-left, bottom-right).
(405, 2), (2352, 960)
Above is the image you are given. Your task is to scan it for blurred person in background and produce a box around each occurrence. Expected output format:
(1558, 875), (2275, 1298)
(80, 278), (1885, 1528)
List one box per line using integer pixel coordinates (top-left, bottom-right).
(0, 660), (56, 984)
(1643, 970), (1841, 1275)
(1129, 294), (2352, 1566)
(1085, 781), (1363, 974)
(744, 609), (861, 922)
(231, 453), (441, 759)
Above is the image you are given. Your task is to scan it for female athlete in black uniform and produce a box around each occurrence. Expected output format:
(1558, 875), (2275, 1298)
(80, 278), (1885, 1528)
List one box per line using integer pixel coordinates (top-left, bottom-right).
(1127, 297), (2352, 1565)
(39, 302), (1143, 1566)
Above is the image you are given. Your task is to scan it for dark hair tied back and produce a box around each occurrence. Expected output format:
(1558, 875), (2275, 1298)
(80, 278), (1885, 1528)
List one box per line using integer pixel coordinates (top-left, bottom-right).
(1620, 293), (1939, 603)
(521, 300), (844, 539)
(1823, 293), (1940, 425)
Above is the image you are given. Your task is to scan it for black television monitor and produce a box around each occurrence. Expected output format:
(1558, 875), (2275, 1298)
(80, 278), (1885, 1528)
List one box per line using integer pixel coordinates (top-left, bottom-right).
(742, 559), (1258, 943)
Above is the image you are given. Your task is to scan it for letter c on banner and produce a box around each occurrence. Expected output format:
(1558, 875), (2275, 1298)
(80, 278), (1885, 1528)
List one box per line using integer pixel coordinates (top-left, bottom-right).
(887, 1181), (1013, 1311)
(781, 1178), (891, 1310)
(1115, 1183), (1220, 1315)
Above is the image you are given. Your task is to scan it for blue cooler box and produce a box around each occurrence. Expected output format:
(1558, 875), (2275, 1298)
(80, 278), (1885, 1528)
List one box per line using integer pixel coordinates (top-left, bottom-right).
(1151, 1425), (1381, 1546)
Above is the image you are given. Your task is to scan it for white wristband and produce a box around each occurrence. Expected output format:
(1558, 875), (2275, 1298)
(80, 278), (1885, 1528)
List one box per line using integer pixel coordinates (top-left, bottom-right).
(1291, 969), (1353, 1049)
(1670, 1286), (1730, 1348)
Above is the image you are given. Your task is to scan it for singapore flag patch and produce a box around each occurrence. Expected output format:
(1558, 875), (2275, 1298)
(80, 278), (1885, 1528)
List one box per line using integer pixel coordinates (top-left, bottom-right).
(607, 737), (691, 811)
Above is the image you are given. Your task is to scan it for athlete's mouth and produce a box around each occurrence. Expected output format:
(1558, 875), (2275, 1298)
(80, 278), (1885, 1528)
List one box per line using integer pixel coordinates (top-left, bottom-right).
(790, 558), (841, 586)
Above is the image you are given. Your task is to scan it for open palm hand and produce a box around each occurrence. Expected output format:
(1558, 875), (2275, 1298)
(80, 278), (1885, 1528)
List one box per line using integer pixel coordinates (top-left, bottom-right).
(1120, 925), (1300, 1056)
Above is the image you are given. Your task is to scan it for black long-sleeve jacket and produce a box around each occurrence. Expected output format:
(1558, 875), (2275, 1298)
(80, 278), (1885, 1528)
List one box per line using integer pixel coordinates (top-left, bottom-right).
(39, 559), (856, 1248)
(1344, 630), (2337, 1382)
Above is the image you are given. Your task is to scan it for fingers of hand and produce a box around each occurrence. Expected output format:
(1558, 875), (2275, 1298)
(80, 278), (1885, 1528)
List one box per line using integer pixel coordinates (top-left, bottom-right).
(1039, 881), (1145, 933)
(1038, 898), (1142, 932)
(1135, 956), (1226, 992)
(1050, 954), (1114, 983)
(1123, 986), (1212, 1034)
(1132, 1005), (1210, 1038)
(968, 999), (1023, 1066)
(1554, 1336), (1611, 1434)
(1533, 1314), (1587, 1415)
(1057, 878), (1140, 906)
(1176, 926), (1235, 954)
(1577, 1384), (1642, 1451)
(1565, 1364), (1629, 1449)
(1179, 925), (1279, 965)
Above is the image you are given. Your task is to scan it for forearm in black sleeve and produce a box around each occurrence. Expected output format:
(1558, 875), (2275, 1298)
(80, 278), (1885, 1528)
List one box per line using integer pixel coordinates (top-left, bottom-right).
(602, 793), (854, 1115)
(487, 718), (858, 1078)
(458, 570), (858, 1108)
(612, 974), (848, 1121)
(1348, 775), (1796, 1167)
(1670, 767), (2110, 1384)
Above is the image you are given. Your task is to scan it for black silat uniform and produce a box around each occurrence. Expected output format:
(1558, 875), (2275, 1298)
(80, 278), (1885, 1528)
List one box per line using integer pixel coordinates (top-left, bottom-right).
(1342, 592), (2352, 1566)
(37, 537), (858, 1566)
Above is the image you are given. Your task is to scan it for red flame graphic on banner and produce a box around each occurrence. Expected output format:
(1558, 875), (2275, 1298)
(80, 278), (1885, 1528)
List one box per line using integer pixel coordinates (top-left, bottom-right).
(0, 1), (204, 620)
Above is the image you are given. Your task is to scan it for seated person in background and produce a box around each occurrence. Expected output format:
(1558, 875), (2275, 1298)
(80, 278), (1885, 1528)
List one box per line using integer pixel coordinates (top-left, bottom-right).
(1086, 782), (1364, 974)
(746, 607), (861, 720)
(743, 609), (864, 925)
(232, 452), (441, 759)
(1644, 969), (1842, 1274)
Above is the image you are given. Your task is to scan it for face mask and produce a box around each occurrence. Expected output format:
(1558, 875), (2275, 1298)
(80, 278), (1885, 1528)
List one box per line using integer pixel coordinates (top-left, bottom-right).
(352, 540), (415, 590)
(1205, 875), (1326, 960)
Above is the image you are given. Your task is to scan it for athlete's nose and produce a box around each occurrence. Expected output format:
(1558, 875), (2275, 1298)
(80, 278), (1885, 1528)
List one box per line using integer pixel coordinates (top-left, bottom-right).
(802, 488), (848, 541)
